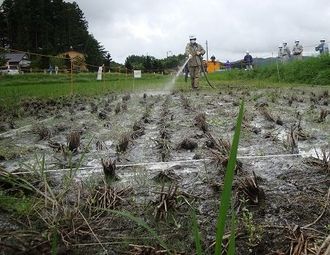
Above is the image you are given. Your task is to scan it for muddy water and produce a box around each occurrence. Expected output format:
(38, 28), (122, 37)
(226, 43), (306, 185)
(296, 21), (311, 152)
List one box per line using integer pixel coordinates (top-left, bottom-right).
(0, 86), (329, 254)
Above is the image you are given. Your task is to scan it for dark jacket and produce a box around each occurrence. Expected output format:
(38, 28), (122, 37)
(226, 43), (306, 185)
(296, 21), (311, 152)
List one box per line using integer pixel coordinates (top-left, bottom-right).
(244, 54), (253, 65)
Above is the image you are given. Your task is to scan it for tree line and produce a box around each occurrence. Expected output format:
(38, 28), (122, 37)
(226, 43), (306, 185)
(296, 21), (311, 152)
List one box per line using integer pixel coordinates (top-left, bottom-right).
(0, 0), (187, 72)
(124, 54), (187, 73)
(0, 0), (106, 69)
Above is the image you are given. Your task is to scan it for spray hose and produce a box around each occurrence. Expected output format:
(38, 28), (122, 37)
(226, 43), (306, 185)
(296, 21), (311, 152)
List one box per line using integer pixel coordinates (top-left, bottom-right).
(187, 48), (216, 89)
(198, 56), (215, 89)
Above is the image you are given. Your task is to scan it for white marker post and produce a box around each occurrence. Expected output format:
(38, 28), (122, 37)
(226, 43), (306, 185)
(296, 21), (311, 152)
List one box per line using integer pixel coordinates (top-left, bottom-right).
(133, 70), (141, 90)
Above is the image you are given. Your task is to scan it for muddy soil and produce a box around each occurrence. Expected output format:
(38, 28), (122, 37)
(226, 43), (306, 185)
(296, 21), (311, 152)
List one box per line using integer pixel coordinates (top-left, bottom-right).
(0, 86), (329, 254)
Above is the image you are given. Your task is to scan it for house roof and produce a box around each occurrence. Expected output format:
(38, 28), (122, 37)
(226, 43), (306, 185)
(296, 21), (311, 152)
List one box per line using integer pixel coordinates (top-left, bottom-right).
(5, 53), (28, 62)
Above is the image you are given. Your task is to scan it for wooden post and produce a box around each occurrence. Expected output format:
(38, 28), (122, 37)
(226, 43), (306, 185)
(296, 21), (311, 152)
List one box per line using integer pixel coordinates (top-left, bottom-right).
(102, 64), (105, 92)
(70, 59), (73, 95)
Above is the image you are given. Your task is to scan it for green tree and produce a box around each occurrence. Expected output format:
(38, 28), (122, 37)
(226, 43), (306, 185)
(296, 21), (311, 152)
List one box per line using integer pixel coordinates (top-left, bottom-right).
(105, 52), (112, 72)
(124, 58), (133, 71)
(0, 0), (106, 69)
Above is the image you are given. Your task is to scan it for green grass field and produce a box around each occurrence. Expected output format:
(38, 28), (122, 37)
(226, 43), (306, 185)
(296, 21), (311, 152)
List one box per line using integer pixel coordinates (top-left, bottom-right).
(1, 55), (330, 115)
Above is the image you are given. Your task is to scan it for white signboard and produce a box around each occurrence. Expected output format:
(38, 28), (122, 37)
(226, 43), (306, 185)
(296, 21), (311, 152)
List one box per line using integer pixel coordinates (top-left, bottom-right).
(133, 70), (142, 78)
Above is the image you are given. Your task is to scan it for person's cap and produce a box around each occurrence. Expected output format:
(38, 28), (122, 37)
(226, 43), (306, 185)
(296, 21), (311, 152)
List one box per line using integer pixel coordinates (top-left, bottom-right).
(283, 41), (287, 44)
(246, 51), (249, 54)
(295, 40), (299, 42)
(278, 45), (283, 48)
(189, 35), (196, 40)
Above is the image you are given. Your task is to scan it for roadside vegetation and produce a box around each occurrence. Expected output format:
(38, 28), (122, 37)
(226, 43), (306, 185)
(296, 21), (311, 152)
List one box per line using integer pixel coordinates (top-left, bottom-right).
(212, 55), (330, 85)
(1, 54), (330, 120)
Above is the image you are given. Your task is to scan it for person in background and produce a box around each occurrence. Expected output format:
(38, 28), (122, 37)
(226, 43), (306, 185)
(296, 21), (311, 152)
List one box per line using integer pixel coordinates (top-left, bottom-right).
(243, 51), (253, 70)
(55, 65), (59, 75)
(315, 39), (329, 55)
(225, 60), (232, 70)
(185, 35), (205, 89)
(282, 42), (291, 62)
(292, 40), (303, 60)
(278, 45), (283, 62)
(48, 64), (53, 75)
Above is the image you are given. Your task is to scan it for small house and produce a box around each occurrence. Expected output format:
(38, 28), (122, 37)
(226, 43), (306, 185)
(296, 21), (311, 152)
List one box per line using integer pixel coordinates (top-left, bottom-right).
(4, 53), (31, 68)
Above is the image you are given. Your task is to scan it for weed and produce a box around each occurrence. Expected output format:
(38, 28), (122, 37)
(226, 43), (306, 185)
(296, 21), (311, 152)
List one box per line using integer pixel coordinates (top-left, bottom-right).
(242, 208), (263, 248)
(0, 190), (34, 215)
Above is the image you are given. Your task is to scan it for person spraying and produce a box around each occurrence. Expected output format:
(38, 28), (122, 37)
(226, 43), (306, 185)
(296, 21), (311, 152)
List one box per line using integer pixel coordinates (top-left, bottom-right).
(185, 35), (205, 90)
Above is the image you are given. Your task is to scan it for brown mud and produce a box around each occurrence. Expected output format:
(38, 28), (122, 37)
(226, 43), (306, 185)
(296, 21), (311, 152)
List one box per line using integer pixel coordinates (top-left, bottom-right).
(0, 86), (329, 254)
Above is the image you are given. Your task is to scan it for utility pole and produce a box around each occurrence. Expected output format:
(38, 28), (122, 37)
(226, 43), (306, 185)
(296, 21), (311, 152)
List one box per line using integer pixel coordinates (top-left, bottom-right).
(166, 51), (172, 58)
(206, 40), (209, 61)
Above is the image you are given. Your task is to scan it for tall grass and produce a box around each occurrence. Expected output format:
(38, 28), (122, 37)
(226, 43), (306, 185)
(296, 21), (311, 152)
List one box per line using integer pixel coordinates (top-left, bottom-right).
(192, 101), (244, 255)
(215, 100), (244, 255)
(207, 55), (330, 85)
(0, 72), (171, 113)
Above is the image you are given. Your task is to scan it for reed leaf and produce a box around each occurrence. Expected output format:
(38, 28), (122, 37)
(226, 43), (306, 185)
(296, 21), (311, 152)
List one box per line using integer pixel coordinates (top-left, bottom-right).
(214, 101), (244, 255)
(192, 210), (203, 255)
(227, 211), (237, 255)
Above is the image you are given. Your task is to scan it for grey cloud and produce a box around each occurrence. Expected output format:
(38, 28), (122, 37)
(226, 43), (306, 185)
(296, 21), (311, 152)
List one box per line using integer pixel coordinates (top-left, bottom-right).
(72, 0), (330, 63)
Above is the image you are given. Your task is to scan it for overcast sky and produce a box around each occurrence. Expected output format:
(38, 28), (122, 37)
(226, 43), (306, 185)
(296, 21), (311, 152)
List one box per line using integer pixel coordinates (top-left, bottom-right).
(71, 0), (330, 63)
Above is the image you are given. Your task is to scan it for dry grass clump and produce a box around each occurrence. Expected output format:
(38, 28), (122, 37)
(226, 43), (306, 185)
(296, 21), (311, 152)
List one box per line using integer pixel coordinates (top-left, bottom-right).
(122, 102), (128, 111)
(98, 110), (107, 120)
(318, 109), (328, 122)
(304, 146), (329, 172)
(153, 169), (181, 183)
(142, 102), (156, 123)
(101, 158), (118, 181)
(131, 120), (145, 139)
(287, 227), (326, 255)
(90, 102), (98, 113)
(155, 138), (171, 162)
(206, 133), (242, 170)
(115, 102), (121, 114)
(86, 181), (132, 211)
(122, 94), (131, 101)
(95, 140), (107, 151)
(259, 106), (275, 122)
(128, 244), (170, 255)
(318, 235), (330, 255)
(237, 172), (263, 204)
(194, 112), (208, 133)
(116, 133), (131, 153)
(32, 123), (52, 140)
(180, 94), (191, 109)
(153, 184), (178, 221)
(67, 131), (80, 152)
(284, 125), (299, 154)
(159, 124), (170, 139)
